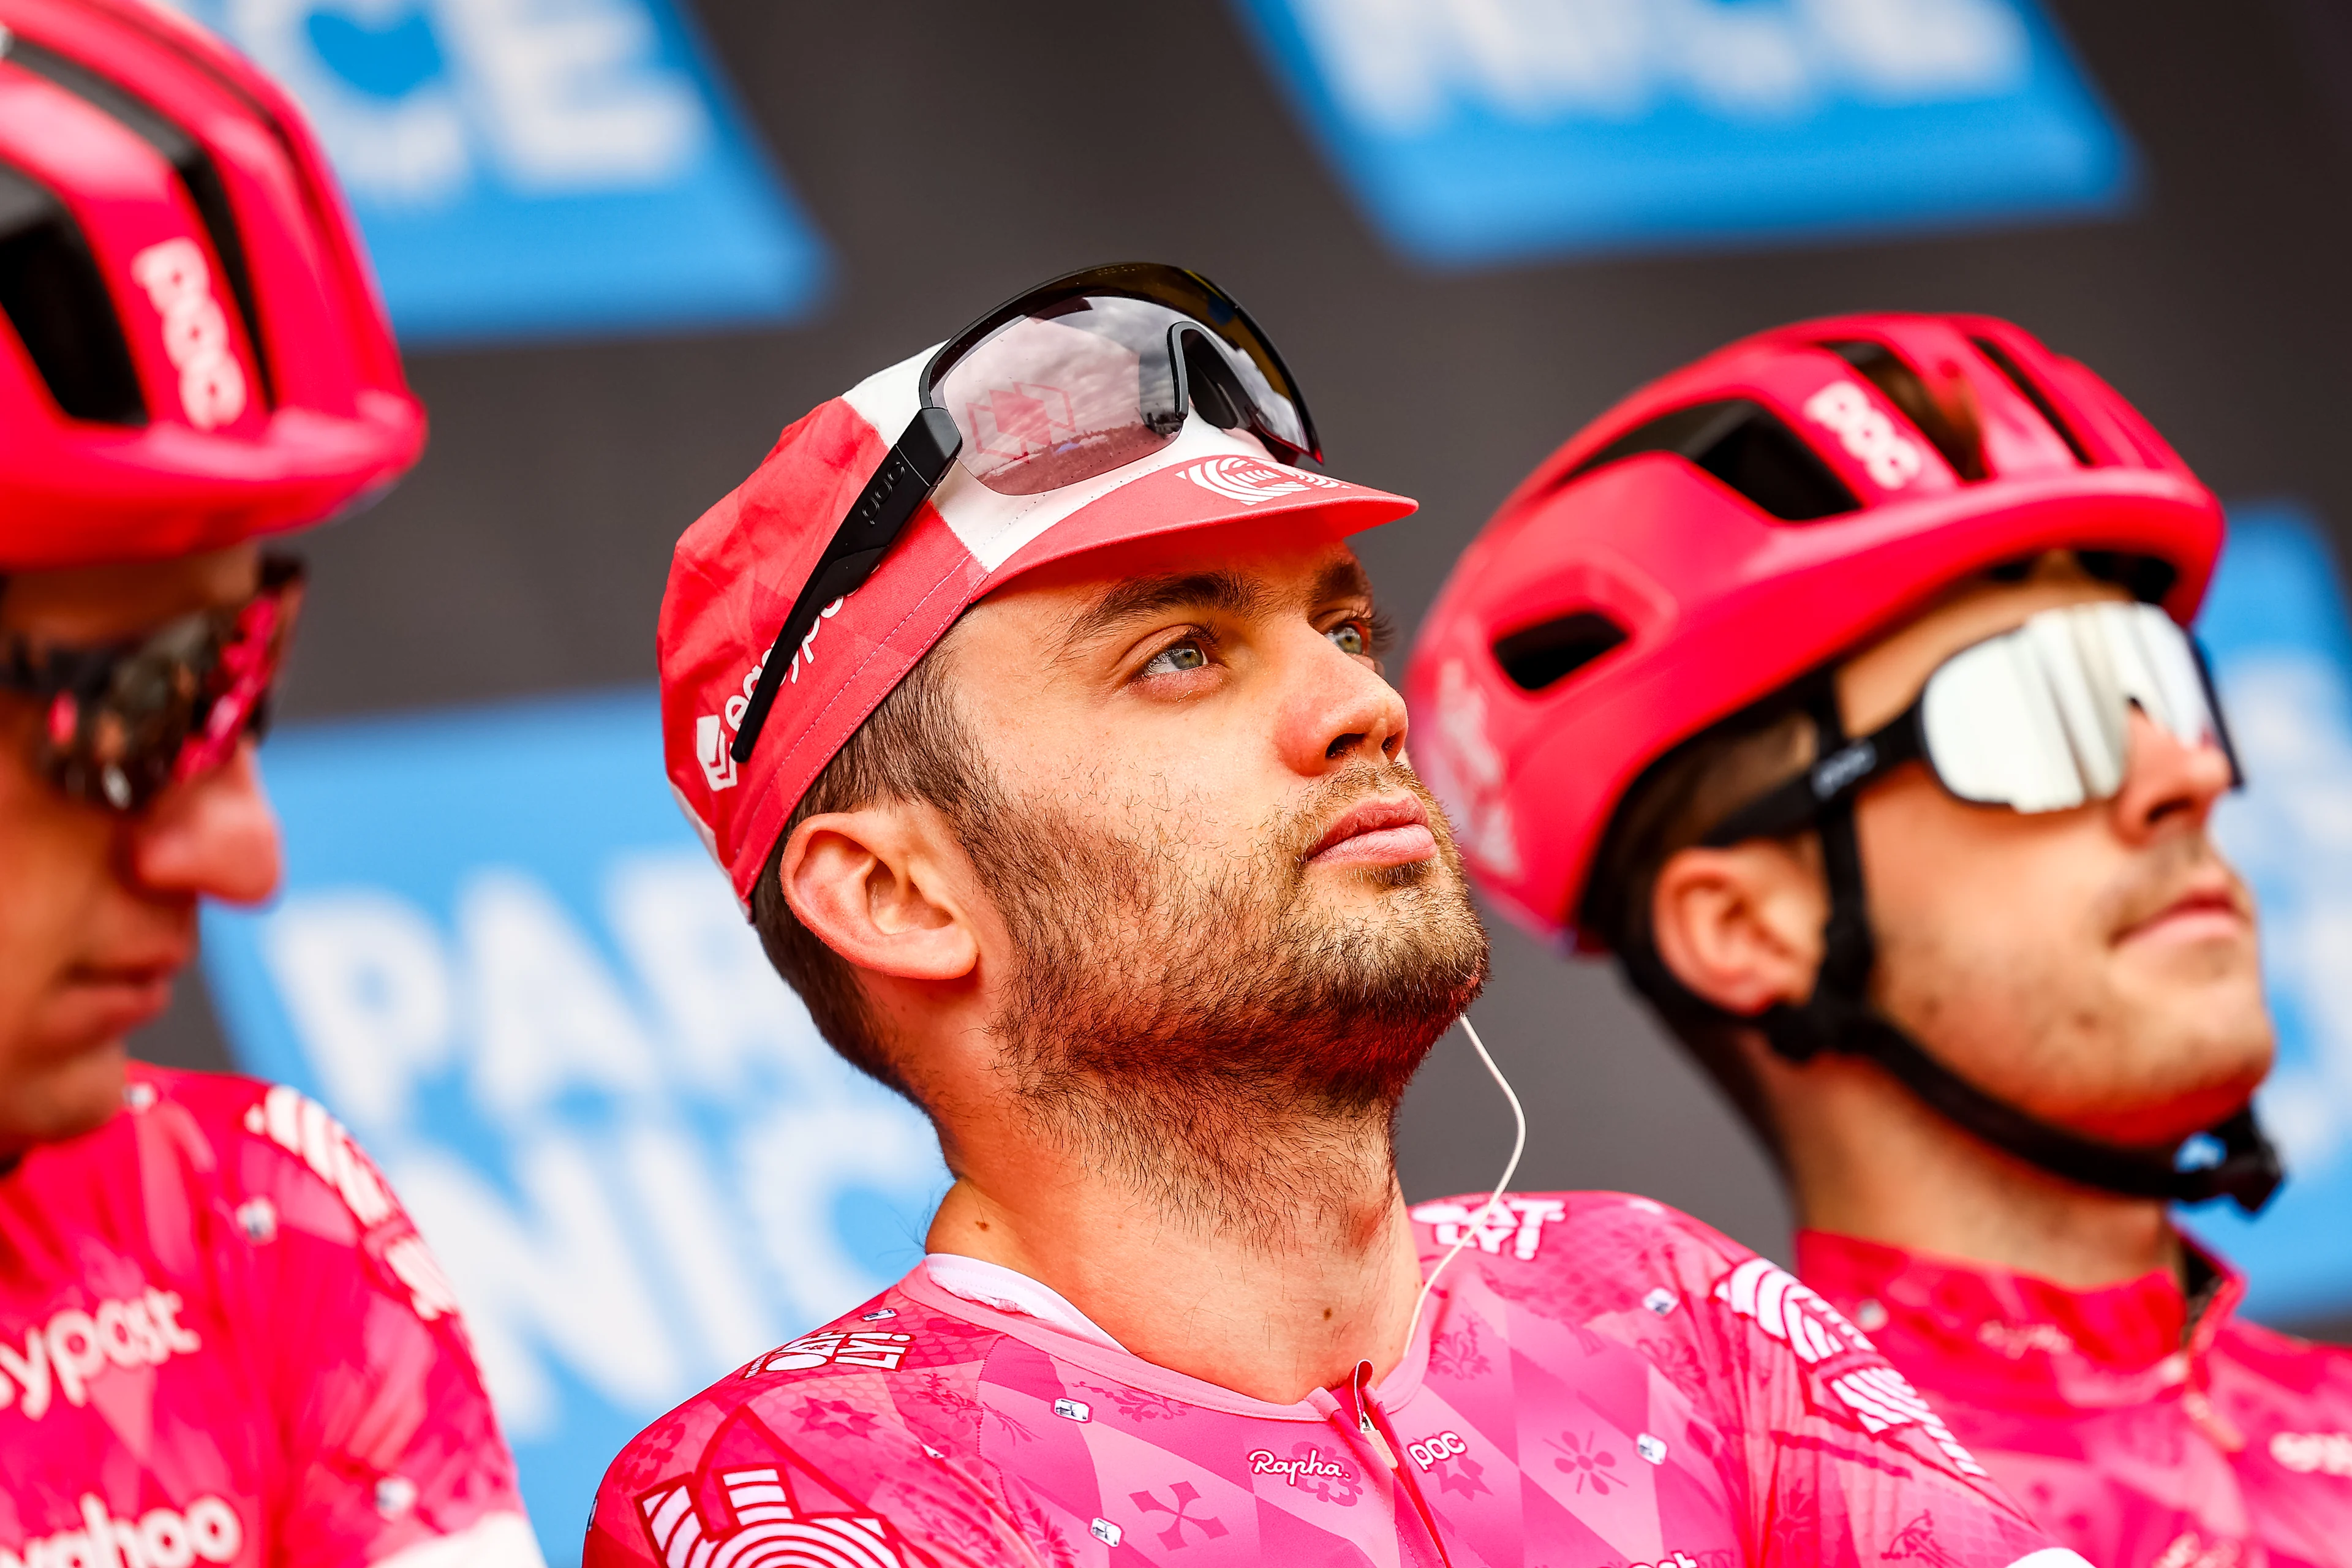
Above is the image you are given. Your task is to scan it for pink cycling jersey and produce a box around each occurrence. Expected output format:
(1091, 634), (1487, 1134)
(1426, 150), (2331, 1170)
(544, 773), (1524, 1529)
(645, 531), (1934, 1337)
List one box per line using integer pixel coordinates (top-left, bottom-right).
(587, 1190), (2083, 1568)
(0, 1065), (539, 1568)
(1803, 1229), (2352, 1568)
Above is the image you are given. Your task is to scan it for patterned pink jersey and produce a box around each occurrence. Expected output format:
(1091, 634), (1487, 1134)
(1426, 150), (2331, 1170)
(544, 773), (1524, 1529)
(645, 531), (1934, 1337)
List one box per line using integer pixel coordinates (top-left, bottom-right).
(1802, 1229), (2352, 1568)
(586, 1191), (2081, 1568)
(0, 1065), (540, 1568)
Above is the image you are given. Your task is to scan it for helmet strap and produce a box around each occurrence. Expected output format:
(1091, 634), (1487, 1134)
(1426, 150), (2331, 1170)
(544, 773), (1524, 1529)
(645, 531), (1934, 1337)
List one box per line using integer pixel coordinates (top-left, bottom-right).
(1754, 676), (2283, 1215)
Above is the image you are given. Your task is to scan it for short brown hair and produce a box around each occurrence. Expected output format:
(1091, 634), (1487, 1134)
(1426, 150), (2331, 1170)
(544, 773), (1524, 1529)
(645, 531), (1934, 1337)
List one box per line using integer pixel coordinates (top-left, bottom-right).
(748, 623), (989, 1101)
(1580, 692), (1816, 1161)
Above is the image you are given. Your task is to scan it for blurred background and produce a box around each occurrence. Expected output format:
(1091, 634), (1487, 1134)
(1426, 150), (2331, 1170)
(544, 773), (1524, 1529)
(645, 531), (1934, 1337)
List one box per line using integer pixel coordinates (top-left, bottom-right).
(126, 0), (2352, 1558)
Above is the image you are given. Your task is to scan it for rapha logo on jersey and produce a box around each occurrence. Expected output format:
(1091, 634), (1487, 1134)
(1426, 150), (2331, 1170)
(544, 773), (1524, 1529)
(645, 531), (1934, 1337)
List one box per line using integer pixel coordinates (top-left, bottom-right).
(1713, 1257), (1988, 1477)
(1249, 1447), (1356, 1487)
(1182, 455), (1347, 506)
(1408, 1196), (1567, 1261)
(130, 239), (248, 432)
(636, 1416), (907, 1568)
(7, 1494), (244, 1568)
(744, 1329), (914, 1375)
(1, 1287), (202, 1422)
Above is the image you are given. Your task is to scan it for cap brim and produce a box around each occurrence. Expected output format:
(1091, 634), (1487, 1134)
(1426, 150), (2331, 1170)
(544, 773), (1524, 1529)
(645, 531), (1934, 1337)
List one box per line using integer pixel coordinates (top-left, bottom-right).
(980, 453), (1417, 592)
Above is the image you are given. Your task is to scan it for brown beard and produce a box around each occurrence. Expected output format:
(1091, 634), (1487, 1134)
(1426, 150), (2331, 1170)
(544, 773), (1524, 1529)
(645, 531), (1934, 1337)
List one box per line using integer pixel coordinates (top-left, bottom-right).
(957, 758), (1490, 1243)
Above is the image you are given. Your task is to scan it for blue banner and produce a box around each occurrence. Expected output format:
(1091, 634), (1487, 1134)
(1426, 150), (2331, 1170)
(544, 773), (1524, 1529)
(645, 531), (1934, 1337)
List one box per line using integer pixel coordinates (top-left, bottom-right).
(164, 0), (827, 342)
(2192, 504), (2352, 1322)
(199, 690), (945, 1565)
(1227, 0), (2134, 264)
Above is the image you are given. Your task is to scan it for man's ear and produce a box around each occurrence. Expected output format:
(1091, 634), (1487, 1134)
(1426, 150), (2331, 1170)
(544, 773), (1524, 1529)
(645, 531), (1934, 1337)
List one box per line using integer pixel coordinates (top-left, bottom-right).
(780, 802), (981, 982)
(1649, 840), (1826, 1017)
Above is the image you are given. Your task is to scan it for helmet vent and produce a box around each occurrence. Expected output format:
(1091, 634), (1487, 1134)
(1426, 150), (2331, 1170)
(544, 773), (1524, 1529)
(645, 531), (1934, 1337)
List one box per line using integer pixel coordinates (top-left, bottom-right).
(6, 36), (276, 409)
(1566, 398), (1858, 523)
(1970, 336), (2092, 467)
(1820, 339), (1985, 481)
(1493, 610), (1629, 693)
(0, 164), (146, 426)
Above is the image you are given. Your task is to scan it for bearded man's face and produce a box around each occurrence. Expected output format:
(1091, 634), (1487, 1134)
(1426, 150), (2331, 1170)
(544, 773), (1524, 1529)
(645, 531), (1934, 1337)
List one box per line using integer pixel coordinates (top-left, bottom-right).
(935, 533), (1489, 1208)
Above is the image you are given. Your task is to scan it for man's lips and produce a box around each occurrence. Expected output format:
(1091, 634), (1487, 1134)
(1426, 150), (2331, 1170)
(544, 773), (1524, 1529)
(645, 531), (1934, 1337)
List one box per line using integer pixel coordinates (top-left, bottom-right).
(58, 954), (186, 1033)
(2117, 884), (2249, 948)
(1306, 795), (1438, 869)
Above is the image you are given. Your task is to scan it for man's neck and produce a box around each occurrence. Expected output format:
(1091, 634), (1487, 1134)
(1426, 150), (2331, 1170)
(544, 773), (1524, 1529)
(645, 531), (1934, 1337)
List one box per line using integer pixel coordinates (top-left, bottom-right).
(924, 1109), (1426, 1405)
(1777, 1054), (2181, 1291)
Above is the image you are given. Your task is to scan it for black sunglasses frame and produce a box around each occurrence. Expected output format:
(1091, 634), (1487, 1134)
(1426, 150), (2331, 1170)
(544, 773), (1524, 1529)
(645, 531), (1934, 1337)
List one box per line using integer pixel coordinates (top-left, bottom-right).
(729, 263), (1319, 767)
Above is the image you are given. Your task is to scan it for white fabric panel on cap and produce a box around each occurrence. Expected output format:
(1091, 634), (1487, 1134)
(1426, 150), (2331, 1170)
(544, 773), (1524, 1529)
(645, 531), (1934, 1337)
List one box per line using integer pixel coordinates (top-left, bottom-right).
(935, 410), (1279, 575)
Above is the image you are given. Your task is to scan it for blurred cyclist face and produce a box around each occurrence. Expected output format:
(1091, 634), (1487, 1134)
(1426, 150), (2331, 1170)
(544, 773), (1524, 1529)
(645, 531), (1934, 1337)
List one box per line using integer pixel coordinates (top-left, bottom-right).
(0, 545), (283, 1155)
(941, 529), (1487, 1155)
(1843, 562), (2273, 1147)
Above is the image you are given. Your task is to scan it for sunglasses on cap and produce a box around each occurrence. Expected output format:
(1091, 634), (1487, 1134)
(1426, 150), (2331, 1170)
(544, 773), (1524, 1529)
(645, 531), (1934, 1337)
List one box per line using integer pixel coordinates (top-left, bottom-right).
(1704, 599), (2239, 846)
(1, 554), (304, 813)
(729, 262), (1321, 766)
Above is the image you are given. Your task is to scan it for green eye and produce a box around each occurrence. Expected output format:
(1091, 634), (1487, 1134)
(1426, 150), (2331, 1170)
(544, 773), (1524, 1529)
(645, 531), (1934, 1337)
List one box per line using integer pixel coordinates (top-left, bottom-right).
(1327, 623), (1368, 657)
(1144, 641), (1209, 676)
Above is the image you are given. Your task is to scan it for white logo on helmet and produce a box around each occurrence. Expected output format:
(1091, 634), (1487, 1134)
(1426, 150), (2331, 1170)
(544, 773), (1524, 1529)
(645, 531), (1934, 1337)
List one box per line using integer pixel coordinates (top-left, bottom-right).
(1182, 455), (1343, 505)
(1803, 380), (1923, 491)
(130, 239), (248, 431)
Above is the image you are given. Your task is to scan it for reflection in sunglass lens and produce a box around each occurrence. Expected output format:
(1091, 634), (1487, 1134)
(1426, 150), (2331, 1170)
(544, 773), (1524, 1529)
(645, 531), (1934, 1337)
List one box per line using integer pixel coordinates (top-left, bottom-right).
(938, 305), (1180, 496)
(8, 558), (304, 813)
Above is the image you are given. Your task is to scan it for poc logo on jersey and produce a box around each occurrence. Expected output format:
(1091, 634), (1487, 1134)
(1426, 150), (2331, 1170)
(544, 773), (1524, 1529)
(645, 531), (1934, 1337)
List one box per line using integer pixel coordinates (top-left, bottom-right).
(1, 1289), (201, 1422)
(1714, 1258), (1987, 1477)
(3, 1493), (241, 1568)
(129, 239), (247, 432)
(1182, 455), (1344, 505)
(1403, 1430), (1469, 1472)
(1803, 380), (1924, 490)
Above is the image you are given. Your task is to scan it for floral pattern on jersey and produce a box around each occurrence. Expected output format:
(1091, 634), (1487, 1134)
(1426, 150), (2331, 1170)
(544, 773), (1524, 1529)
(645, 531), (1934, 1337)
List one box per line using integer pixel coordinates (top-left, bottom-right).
(590, 1196), (2078, 1568)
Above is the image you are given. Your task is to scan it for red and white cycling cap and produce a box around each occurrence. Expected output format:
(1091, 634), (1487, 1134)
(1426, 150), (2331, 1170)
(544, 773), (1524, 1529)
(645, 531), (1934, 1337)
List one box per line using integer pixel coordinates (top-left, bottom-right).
(660, 334), (1415, 905)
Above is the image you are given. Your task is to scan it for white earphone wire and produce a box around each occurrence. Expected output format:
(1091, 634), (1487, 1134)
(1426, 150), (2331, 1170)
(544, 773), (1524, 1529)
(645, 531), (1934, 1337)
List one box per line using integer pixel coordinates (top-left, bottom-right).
(1401, 1014), (1526, 1360)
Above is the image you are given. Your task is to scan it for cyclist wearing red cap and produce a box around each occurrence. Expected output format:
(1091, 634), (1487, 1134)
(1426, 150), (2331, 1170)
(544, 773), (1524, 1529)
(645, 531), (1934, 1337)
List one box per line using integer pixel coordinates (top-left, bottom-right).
(0, 4), (533, 1566)
(1408, 315), (2352, 1568)
(585, 270), (2085, 1568)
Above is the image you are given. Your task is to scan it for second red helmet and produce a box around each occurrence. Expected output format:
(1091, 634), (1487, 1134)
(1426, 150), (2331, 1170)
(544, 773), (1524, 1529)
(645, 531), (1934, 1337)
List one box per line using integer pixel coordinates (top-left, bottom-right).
(0, 0), (423, 568)
(1404, 313), (2225, 947)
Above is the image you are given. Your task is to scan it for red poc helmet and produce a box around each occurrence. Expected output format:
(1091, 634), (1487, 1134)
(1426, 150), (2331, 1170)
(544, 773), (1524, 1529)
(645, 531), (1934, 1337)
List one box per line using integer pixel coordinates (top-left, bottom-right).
(0, 0), (422, 568)
(1406, 312), (2225, 949)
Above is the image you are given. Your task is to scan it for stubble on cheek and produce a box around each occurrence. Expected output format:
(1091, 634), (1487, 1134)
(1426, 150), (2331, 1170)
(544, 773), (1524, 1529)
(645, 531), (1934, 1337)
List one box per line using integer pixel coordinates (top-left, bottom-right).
(1872, 832), (2273, 1130)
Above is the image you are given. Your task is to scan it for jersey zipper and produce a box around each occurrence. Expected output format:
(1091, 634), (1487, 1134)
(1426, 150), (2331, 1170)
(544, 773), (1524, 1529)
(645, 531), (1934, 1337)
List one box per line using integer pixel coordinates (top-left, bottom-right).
(1343, 1359), (1455, 1568)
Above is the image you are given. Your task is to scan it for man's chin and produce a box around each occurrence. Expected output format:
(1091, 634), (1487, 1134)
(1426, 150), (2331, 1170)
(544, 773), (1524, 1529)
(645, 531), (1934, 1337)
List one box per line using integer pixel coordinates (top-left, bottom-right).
(0, 1035), (134, 1154)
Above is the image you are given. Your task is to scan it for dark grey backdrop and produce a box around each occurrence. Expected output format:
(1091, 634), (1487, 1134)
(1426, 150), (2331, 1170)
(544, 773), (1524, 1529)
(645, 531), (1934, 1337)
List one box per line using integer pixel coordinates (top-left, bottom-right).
(135, 0), (2352, 1299)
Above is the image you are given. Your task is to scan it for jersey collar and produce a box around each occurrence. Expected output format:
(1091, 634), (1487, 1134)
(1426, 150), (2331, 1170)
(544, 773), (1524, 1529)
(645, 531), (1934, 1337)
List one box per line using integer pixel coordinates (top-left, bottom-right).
(1796, 1227), (2248, 1381)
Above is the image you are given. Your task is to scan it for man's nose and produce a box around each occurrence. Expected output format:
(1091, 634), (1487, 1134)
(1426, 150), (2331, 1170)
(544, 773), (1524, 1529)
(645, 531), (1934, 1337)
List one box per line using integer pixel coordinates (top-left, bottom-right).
(1280, 636), (1409, 774)
(124, 741), (284, 905)
(2111, 707), (2236, 843)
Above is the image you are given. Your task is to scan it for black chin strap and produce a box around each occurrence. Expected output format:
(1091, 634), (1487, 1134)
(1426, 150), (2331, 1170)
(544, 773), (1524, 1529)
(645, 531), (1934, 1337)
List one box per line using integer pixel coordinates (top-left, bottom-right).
(1757, 679), (2283, 1215)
